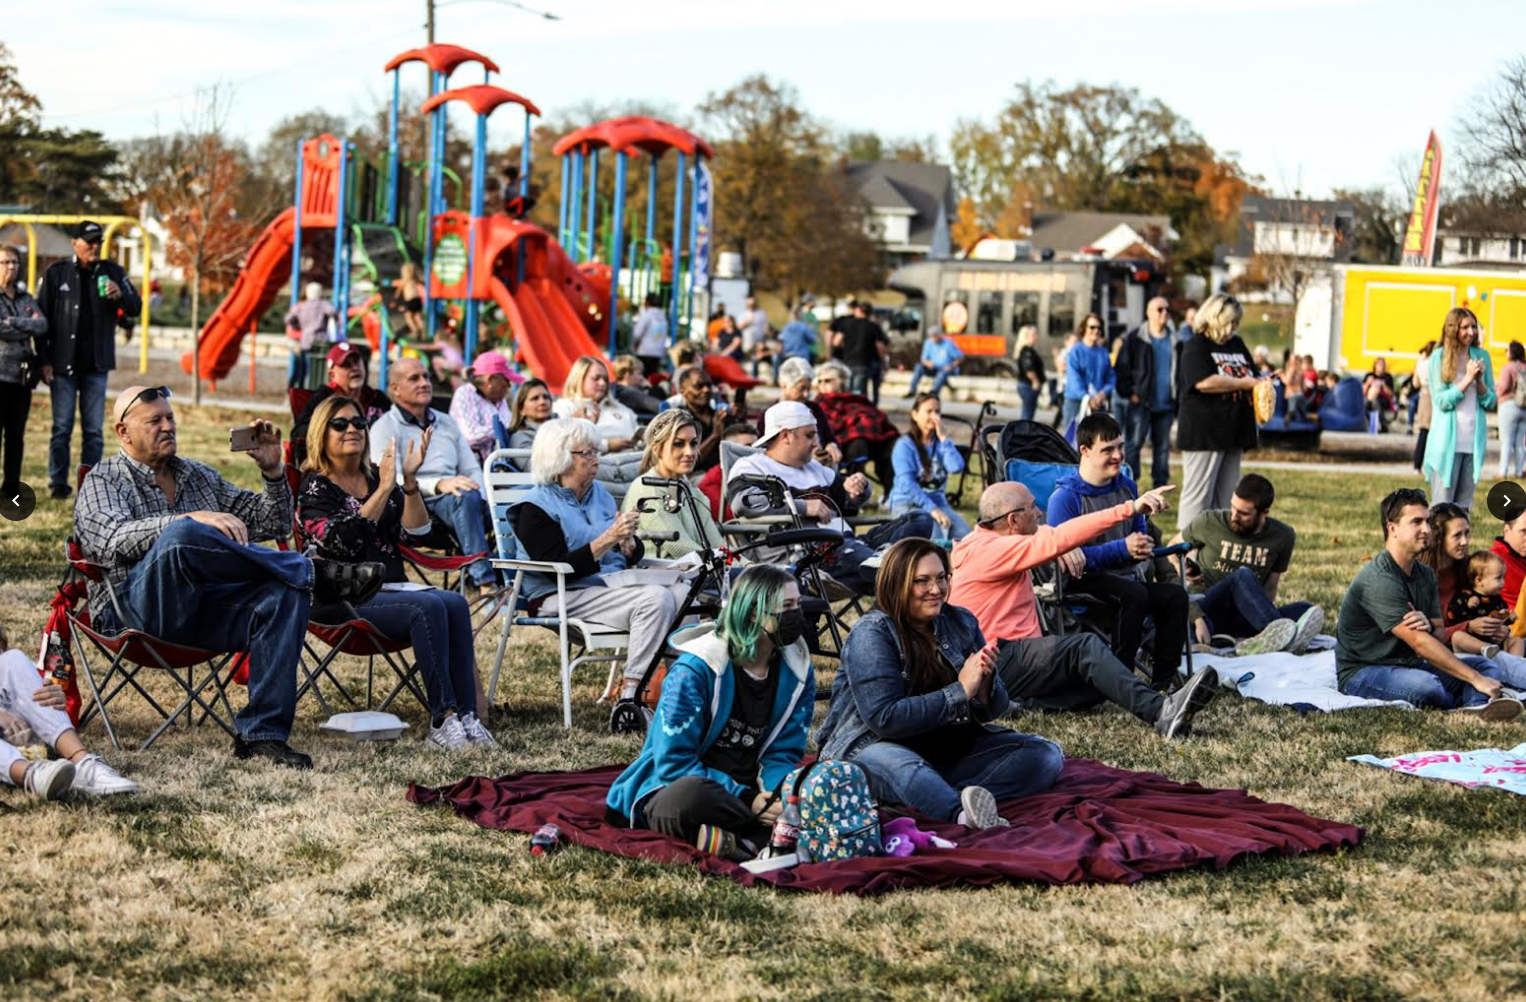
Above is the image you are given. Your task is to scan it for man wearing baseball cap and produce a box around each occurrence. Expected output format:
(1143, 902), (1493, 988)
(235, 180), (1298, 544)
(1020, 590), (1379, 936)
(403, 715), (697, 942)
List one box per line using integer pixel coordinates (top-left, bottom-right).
(36, 220), (142, 500)
(726, 400), (935, 593)
(290, 342), (392, 455)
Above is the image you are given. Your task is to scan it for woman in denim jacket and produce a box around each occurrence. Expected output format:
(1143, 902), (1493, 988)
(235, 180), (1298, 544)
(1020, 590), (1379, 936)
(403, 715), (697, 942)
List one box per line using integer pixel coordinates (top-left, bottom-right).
(816, 537), (1064, 828)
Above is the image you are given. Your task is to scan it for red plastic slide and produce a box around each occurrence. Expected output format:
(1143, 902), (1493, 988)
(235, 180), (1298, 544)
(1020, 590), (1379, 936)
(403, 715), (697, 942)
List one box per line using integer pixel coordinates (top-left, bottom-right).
(181, 208), (311, 382)
(485, 228), (609, 390)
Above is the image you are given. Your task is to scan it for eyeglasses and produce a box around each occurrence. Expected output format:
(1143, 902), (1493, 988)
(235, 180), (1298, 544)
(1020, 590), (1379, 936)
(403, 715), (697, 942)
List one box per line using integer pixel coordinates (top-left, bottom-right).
(570, 448), (600, 460)
(120, 385), (172, 421)
(980, 505), (1029, 525)
(327, 416), (369, 432)
(912, 573), (950, 593)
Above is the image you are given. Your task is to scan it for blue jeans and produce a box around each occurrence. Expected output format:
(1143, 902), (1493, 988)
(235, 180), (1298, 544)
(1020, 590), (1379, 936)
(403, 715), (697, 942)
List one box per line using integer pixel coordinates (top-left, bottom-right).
(907, 364), (954, 397)
(823, 511), (936, 594)
(93, 519), (311, 742)
(1500, 401), (1526, 477)
(1113, 395), (1145, 475)
(1342, 654), (1526, 708)
(355, 588), (477, 723)
(1017, 383), (1039, 422)
(847, 365), (871, 396)
(851, 728), (1064, 822)
(891, 497), (970, 542)
(1198, 567), (1311, 639)
(1061, 397), (1084, 431)
(48, 370), (109, 490)
(425, 489), (494, 586)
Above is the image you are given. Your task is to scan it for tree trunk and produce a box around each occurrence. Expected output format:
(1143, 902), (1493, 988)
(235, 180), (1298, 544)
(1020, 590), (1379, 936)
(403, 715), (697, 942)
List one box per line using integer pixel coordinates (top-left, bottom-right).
(191, 260), (202, 405)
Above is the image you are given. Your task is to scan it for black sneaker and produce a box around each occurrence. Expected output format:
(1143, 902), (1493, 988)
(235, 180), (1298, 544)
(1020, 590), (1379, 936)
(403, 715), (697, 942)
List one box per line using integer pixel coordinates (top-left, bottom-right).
(233, 736), (313, 770)
(1155, 667), (1220, 740)
(48, 484), (72, 500)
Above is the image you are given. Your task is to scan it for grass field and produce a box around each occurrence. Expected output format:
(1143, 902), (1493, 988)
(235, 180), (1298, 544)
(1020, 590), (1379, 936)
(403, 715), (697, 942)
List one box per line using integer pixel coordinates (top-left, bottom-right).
(3, 397), (1526, 1002)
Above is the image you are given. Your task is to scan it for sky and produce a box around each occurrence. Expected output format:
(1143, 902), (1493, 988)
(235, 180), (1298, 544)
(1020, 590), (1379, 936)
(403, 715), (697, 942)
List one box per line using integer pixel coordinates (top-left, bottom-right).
(7, 0), (1526, 199)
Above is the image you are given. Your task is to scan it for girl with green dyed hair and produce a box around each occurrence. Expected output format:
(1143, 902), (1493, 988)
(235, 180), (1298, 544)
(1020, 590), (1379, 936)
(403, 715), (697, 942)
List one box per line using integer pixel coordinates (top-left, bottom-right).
(606, 564), (817, 862)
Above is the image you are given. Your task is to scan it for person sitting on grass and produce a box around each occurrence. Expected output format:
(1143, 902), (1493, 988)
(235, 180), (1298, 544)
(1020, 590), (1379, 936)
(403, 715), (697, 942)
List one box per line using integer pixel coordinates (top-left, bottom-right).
(1173, 473), (1325, 655)
(817, 538), (1064, 829)
(606, 565), (812, 862)
(1334, 487), (1526, 719)
(1491, 509), (1526, 611)
(1444, 551), (1525, 657)
(297, 396), (494, 750)
(74, 387), (378, 769)
(1420, 502), (1517, 659)
(889, 392), (970, 542)
(0, 623), (137, 799)
(622, 409), (725, 560)
(1044, 412), (1188, 688)
(948, 481), (1218, 740)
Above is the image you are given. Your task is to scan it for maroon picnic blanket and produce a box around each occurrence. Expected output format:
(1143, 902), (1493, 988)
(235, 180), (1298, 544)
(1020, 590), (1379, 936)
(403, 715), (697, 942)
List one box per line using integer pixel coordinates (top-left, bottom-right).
(407, 758), (1362, 896)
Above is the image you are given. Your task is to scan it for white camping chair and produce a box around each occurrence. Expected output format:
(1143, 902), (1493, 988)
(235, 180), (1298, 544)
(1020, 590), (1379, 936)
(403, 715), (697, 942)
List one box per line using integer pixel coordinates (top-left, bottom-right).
(482, 447), (629, 728)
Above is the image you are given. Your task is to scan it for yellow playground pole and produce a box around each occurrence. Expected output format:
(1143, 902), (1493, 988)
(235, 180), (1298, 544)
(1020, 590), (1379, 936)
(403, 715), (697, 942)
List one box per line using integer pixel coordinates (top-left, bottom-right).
(0, 213), (157, 373)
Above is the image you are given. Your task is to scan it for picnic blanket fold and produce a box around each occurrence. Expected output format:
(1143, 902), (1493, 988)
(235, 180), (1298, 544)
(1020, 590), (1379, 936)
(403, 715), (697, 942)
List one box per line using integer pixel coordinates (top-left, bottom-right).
(407, 758), (1362, 896)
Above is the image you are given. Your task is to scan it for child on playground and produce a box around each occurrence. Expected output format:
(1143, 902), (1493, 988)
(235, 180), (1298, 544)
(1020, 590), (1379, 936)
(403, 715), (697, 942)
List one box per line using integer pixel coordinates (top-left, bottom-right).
(1446, 551), (1524, 657)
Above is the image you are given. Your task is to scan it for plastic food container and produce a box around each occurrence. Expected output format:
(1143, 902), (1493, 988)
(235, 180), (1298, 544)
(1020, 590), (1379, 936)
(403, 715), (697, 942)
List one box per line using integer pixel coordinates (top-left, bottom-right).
(319, 711), (409, 741)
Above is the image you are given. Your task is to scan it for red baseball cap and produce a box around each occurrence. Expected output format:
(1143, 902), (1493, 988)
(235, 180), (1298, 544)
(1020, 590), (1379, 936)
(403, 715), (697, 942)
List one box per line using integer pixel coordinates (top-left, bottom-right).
(326, 343), (362, 366)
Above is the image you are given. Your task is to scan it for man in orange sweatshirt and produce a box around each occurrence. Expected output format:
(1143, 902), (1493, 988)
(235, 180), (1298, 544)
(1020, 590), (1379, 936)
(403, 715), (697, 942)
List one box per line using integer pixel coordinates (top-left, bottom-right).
(949, 480), (1218, 739)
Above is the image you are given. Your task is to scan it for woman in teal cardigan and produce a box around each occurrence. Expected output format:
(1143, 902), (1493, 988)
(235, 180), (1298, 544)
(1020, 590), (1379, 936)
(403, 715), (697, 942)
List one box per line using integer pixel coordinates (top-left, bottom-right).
(1423, 307), (1495, 509)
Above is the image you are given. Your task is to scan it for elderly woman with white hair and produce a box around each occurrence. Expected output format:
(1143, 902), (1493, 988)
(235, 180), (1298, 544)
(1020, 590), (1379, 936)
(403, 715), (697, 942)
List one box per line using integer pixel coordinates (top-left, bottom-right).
(1175, 292), (1266, 527)
(512, 419), (689, 701)
(771, 356), (841, 466)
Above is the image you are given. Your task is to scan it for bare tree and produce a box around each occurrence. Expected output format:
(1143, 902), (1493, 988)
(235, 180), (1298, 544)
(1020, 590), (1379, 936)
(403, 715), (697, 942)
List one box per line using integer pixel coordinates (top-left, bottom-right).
(1462, 56), (1526, 196)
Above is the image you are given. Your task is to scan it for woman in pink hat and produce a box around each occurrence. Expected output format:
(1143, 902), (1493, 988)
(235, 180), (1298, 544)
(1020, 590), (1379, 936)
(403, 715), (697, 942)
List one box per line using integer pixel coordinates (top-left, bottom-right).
(449, 350), (520, 463)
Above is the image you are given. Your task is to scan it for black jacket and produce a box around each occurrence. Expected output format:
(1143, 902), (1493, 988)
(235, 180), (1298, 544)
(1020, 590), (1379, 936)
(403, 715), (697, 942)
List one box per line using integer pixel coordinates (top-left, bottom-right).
(1113, 324), (1173, 402)
(37, 257), (142, 375)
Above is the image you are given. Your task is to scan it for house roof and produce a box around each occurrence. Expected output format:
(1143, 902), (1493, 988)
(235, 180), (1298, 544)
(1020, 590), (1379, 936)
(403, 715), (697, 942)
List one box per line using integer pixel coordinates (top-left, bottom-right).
(1029, 211), (1173, 255)
(845, 160), (956, 250)
(0, 221), (74, 259)
(1231, 195), (1355, 259)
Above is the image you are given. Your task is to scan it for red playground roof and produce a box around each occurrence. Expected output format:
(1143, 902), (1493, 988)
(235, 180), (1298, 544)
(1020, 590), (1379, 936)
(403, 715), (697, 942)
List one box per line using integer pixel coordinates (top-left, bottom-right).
(552, 116), (713, 159)
(421, 85), (541, 118)
(384, 44), (500, 77)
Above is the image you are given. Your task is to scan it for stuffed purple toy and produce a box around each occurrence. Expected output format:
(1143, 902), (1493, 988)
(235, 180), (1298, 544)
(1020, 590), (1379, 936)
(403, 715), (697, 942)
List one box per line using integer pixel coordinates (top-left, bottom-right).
(881, 817), (958, 858)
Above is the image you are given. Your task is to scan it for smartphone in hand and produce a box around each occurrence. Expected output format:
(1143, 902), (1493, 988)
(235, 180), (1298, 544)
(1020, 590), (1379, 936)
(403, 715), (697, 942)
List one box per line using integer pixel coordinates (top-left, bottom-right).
(229, 426), (260, 452)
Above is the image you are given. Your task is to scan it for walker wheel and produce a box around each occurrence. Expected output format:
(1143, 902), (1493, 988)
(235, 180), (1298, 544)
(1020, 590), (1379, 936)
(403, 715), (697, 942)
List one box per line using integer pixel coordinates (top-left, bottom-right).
(609, 700), (653, 735)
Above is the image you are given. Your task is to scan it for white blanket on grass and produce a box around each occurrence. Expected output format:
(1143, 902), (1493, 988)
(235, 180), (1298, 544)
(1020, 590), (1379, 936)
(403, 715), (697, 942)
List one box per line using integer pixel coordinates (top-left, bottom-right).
(1350, 744), (1526, 796)
(1176, 639), (1415, 713)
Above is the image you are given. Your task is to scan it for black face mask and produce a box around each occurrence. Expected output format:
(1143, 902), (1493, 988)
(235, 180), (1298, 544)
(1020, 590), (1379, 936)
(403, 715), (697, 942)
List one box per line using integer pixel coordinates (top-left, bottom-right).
(773, 608), (809, 648)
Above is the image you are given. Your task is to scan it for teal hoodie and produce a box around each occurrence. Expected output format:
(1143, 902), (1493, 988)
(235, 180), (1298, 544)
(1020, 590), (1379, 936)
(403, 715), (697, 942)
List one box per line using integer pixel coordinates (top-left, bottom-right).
(1423, 345), (1496, 488)
(606, 623), (815, 824)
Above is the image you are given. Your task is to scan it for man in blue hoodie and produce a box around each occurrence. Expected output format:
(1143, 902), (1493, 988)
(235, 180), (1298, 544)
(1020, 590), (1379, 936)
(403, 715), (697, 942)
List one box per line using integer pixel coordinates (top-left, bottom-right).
(1046, 412), (1189, 687)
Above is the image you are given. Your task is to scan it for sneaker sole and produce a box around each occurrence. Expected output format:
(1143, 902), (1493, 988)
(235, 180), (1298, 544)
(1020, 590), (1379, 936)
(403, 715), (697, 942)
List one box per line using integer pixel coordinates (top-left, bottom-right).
(1235, 619), (1297, 657)
(1161, 669), (1219, 740)
(1454, 698), (1524, 722)
(1287, 608), (1325, 654)
(959, 786), (1006, 829)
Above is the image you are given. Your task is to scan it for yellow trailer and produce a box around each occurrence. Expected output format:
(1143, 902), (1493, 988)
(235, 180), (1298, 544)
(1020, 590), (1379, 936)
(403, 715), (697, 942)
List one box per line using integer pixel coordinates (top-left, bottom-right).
(1295, 264), (1526, 375)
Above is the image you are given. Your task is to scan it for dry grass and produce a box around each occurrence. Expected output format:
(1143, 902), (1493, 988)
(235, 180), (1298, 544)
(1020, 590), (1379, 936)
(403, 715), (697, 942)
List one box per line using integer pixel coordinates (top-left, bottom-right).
(3, 397), (1526, 1001)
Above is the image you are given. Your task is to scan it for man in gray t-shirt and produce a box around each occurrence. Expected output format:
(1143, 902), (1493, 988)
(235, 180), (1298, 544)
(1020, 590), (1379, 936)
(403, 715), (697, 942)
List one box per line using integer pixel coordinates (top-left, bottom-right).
(1176, 473), (1318, 650)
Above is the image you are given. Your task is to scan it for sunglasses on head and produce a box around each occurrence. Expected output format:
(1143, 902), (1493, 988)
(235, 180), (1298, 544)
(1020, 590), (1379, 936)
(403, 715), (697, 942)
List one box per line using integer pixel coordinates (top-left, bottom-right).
(120, 386), (172, 420)
(328, 416), (369, 432)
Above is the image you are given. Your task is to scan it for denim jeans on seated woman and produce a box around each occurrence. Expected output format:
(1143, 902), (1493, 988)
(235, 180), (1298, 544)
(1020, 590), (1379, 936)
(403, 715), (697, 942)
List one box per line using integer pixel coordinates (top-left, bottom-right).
(1342, 654), (1526, 708)
(852, 729), (1064, 822)
(354, 587), (478, 722)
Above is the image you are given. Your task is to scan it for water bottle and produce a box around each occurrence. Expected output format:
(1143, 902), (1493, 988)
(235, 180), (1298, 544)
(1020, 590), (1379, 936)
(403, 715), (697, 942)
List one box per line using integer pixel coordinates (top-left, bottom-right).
(529, 823), (562, 856)
(763, 795), (801, 858)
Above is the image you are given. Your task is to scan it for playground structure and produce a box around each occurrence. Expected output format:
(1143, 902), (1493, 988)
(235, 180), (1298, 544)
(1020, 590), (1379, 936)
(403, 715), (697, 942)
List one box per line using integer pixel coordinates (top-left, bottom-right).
(184, 43), (712, 393)
(0, 213), (157, 373)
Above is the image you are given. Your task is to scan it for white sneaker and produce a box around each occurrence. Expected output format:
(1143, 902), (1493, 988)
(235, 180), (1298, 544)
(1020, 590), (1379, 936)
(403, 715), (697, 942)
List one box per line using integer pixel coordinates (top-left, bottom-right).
(1234, 618), (1297, 657)
(956, 785), (1010, 830)
(1287, 606), (1326, 654)
(22, 759), (75, 801)
(427, 714), (469, 750)
(459, 712), (498, 747)
(70, 753), (139, 795)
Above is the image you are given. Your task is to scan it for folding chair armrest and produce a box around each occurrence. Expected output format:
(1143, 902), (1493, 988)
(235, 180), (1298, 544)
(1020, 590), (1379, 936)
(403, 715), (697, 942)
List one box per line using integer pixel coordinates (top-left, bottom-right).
(846, 515), (892, 527)
(490, 557), (576, 576)
(402, 545), (488, 570)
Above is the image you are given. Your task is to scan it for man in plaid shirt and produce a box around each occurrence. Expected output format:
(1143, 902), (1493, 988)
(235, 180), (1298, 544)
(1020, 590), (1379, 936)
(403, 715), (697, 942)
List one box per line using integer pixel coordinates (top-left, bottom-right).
(74, 386), (316, 768)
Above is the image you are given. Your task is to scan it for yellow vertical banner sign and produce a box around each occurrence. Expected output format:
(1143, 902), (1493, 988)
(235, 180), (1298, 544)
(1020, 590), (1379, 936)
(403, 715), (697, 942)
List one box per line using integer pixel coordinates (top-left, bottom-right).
(1400, 132), (1444, 267)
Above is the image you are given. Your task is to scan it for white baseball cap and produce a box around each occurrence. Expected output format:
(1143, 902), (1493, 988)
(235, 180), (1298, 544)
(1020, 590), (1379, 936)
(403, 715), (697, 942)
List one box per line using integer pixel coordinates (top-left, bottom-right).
(755, 400), (817, 447)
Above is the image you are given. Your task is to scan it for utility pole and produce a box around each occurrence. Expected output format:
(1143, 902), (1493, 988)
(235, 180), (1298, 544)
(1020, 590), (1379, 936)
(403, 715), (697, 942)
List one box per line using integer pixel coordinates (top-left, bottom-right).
(426, 0), (435, 42)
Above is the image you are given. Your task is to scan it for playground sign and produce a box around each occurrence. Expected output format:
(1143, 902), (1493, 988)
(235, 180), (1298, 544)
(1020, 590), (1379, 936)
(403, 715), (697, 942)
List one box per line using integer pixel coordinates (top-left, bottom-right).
(434, 233), (468, 285)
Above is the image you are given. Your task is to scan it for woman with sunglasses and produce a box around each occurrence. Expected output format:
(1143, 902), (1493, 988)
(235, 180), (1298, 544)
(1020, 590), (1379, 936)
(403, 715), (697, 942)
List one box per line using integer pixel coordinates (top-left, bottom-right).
(817, 537), (1064, 829)
(1060, 313), (1113, 432)
(296, 395), (495, 751)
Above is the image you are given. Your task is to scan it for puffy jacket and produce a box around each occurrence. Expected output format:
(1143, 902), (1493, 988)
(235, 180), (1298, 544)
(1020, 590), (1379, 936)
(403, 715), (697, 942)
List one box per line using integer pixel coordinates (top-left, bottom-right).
(36, 257), (142, 375)
(606, 624), (815, 823)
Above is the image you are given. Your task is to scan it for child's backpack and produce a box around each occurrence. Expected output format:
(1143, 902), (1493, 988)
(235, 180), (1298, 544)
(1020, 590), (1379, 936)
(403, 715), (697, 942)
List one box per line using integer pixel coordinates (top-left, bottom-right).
(785, 760), (882, 863)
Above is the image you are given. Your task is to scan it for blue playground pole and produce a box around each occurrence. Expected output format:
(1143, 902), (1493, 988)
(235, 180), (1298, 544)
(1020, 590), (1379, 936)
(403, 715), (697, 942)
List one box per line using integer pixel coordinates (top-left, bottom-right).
(584, 148), (599, 262)
(558, 155), (570, 244)
(667, 151), (686, 347)
(684, 153), (702, 344)
(423, 69), (444, 341)
(385, 69), (400, 226)
(331, 140), (350, 343)
(288, 138), (306, 385)
(606, 150), (628, 353)
(465, 112), (487, 365)
(567, 148), (584, 263)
